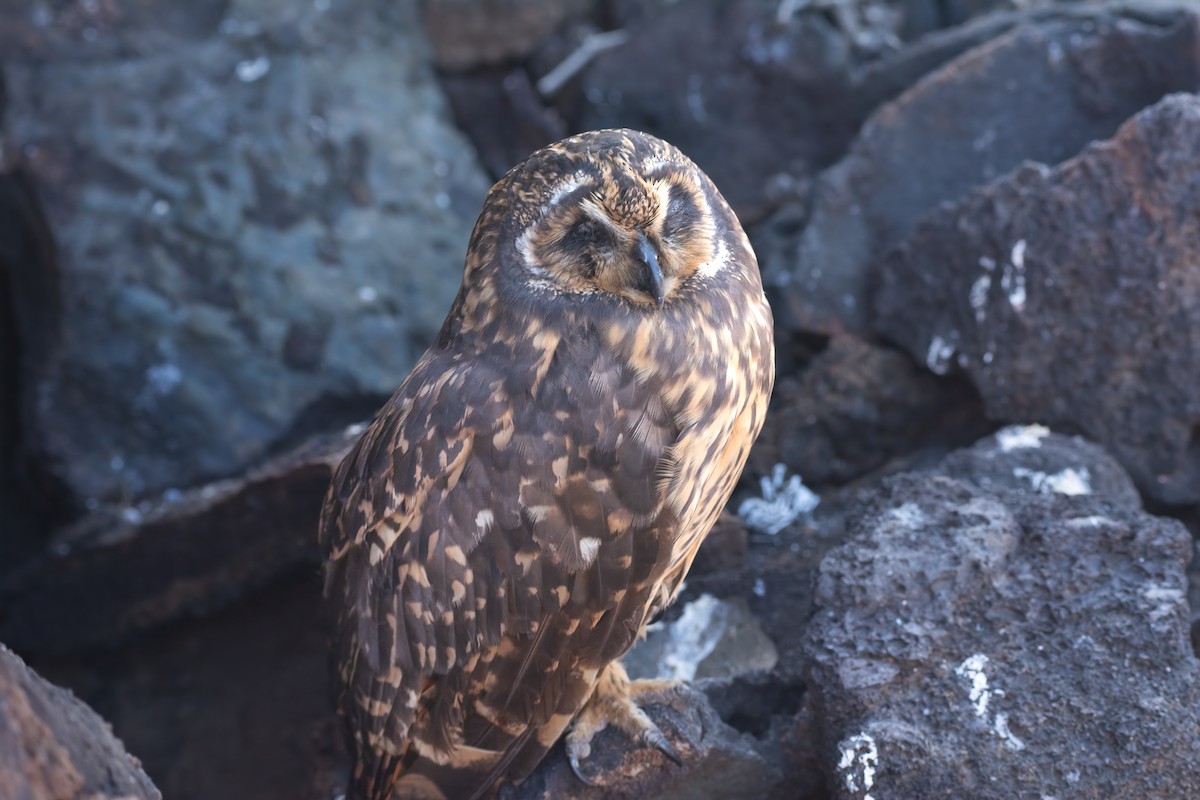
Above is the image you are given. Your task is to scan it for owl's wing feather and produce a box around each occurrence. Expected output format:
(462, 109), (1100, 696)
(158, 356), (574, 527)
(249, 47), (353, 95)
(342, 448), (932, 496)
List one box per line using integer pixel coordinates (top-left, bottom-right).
(320, 331), (679, 799)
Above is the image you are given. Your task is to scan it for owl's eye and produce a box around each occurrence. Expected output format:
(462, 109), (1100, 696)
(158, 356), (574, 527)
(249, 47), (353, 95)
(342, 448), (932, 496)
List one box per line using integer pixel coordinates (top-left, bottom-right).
(570, 220), (605, 246)
(661, 186), (701, 244)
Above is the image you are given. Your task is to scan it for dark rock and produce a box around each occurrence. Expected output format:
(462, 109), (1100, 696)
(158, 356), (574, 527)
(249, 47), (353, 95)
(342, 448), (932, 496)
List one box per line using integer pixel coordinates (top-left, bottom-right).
(0, 643), (161, 800)
(571, 0), (860, 223)
(31, 572), (341, 800)
(749, 333), (987, 486)
(502, 684), (798, 800)
(803, 432), (1200, 799)
(4, 0), (490, 507)
(0, 430), (355, 654)
(874, 93), (1200, 504)
(689, 510), (749, 577)
(0, 164), (64, 568)
(765, 7), (1200, 334)
(423, 0), (591, 70)
(440, 67), (567, 179)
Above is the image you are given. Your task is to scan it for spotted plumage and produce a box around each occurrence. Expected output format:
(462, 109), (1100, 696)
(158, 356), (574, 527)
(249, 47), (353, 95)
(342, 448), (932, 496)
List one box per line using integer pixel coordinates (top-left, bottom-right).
(320, 129), (774, 800)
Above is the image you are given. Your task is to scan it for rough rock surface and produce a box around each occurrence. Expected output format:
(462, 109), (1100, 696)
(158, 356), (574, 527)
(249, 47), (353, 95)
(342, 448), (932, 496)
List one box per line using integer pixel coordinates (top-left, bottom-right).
(874, 93), (1200, 504)
(0, 643), (161, 800)
(804, 430), (1200, 799)
(749, 333), (987, 486)
(423, 0), (590, 70)
(3, 0), (490, 506)
(764, 7), (1200, 333)
(502, 683), (808, 800)
(0, 430), (355, 654)
(573, 0), (860, 222)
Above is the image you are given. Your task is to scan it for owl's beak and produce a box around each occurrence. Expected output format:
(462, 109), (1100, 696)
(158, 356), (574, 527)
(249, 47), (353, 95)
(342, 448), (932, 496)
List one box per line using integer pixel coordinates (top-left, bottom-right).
(634, 233), (665, 308)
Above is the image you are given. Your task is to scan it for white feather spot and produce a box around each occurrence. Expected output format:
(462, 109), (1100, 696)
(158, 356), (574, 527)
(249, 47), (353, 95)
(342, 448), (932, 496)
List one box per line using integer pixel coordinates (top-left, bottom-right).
(695, 238), (730, 279)
(578, 536), (601, 565)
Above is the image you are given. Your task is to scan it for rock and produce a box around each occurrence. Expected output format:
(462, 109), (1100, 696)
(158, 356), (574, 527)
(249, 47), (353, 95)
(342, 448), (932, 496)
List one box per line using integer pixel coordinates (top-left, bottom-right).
(688, 511), (749, 577)
(0, 429), (355, 654)
(3, 0), (490, 507)
(423, 0), (591, 70)
(939, 423), (1143, 509)
(0, 166), (60, 569)
(624, 594), (779, 682)
(874, 93), (1200, 504)
(748, 334), (987, 486)
(765, 7), (1200, 334)
(501, 684), (798, 800)
(439, 67), (567, 179)
(803, 431), (1200, 799)
(0, 643), (161, 800)
(571, 0), (861, 222)
(29, 572), (342, 800)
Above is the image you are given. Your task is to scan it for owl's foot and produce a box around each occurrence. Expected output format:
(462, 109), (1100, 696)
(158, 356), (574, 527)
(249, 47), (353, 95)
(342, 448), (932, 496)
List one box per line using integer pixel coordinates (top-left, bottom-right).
(565, 661), (687, 785)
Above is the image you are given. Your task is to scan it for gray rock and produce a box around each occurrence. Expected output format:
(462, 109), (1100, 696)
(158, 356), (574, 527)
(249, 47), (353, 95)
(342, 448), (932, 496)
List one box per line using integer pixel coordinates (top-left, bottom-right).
(0, 643), (161, 800)
(803, 432), (1200, 799)
(874, 93), (1200, 504)
(939, 423), (1143, 510)
(765, 6), (1200, 334)
(3, 0), (490, 505)
(624, 594), (779, 682)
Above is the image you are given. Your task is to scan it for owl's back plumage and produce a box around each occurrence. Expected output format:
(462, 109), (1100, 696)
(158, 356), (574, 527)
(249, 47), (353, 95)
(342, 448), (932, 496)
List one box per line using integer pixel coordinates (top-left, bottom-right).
(320, 129), (774, 800)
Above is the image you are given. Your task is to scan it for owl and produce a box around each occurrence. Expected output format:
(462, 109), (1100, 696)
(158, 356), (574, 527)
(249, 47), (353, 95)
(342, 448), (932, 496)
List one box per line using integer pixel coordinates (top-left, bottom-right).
(320, 129), (774, 800)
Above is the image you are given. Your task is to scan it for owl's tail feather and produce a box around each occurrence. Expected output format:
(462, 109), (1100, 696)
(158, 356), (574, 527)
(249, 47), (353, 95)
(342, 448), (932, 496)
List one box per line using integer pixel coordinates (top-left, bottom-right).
(358, 727), (533, 800)
(347, 751), (405, 800)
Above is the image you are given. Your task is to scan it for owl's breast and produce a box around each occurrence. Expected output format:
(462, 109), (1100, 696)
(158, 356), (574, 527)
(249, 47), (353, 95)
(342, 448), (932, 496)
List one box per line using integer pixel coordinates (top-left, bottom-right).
(602, 279), (774, 580)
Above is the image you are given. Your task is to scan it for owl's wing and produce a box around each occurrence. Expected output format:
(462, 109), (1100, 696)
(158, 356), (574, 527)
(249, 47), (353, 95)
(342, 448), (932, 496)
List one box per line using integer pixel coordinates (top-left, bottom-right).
(320, 333), (679, 798)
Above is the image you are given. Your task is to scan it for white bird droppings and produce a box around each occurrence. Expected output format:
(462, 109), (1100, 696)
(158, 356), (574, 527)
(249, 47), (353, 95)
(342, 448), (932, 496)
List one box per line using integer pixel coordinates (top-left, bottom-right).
(837, 733), (879, 800)
(738, 464), (819, 535)
(969, 274), (992, 323)
(235, 56), (271, 82)
(658, 594), (726, 681)
(1002, 239), (1028, 311)
(925, 334), (955, 375)
(995, 424), (1051, 452)
(956, 654), (1026, 751)
(1013, 466), (1092, 496)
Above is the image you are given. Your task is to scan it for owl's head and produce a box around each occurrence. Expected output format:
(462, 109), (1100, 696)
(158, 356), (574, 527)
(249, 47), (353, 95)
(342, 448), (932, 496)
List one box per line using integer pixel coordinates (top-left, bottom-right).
(466, 130), (744, 314)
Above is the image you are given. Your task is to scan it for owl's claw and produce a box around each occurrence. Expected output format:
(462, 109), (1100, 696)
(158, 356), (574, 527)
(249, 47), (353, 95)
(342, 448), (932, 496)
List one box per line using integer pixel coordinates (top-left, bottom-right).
(565, 663), (685, 786)
(640, 723), (683, 765)
(566, 738), (598, 786)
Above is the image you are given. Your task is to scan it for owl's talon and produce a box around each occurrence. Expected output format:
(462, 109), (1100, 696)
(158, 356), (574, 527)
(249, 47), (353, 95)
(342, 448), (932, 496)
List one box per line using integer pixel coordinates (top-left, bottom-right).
(564, 662), (685, 786)
(640, 722), (682, 765)
(566, 737), (598, 786)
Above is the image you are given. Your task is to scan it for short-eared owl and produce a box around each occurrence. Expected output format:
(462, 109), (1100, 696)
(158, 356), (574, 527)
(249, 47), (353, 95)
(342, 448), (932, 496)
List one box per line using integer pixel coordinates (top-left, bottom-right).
(320, 129), (774, 799)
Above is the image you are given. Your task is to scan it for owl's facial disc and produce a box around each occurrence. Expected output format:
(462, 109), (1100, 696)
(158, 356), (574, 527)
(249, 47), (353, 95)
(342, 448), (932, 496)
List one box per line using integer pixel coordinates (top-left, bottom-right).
(517, 165), (717, 309)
